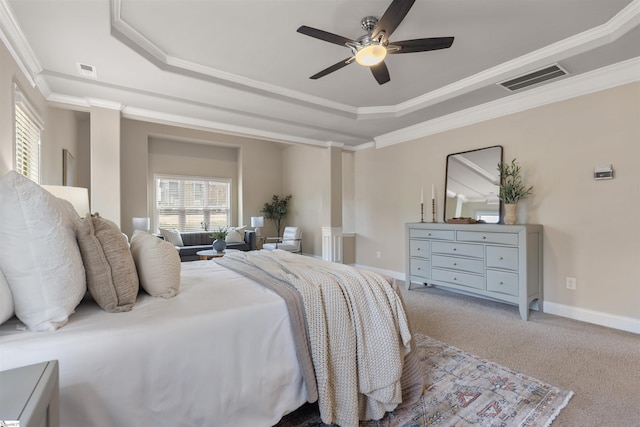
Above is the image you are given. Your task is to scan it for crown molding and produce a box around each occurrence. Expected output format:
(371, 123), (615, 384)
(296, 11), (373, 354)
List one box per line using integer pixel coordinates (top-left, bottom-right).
(374, 57), (640, 148)
(110, 0), (357, 118)
(359, 0), (640, 119)
(120, 106), (329, 148)
(0, 0), (40, 86)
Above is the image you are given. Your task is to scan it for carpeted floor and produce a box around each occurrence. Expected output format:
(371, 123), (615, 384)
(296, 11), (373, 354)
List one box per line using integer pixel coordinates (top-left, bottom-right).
(276, 333), (573, 427)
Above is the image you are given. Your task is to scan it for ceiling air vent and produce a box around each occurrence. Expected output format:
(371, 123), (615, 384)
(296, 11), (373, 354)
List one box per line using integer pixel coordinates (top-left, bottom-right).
(77, 62), (97, 79)
(499, 64), (568, 92)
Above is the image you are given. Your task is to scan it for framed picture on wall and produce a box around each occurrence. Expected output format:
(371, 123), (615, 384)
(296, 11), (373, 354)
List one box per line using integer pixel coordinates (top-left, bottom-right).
(63, 149), (75, 186)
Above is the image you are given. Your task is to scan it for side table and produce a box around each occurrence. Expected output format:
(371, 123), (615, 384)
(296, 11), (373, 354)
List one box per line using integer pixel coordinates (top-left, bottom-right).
(196, 249), (240, 260)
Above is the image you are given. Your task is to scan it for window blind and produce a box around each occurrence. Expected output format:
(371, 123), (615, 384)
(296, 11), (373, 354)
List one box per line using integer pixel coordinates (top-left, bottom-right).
(14, 88), (42, 183)
(155, 175), (231, 232)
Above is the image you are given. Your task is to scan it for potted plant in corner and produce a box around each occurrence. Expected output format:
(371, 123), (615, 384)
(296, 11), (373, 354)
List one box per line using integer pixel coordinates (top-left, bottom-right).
(260, 194), (292, 238)
(210, 226), (228, 253)
(498, 158), (533, 225)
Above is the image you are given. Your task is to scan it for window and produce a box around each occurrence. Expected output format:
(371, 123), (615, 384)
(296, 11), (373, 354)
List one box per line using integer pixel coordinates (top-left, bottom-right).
(14, 86), (42, 183)
(154, 174), (231, 232)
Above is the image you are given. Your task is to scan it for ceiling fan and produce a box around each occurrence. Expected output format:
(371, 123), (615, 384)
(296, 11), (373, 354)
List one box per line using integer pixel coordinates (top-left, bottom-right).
(297, 0), (454, 85)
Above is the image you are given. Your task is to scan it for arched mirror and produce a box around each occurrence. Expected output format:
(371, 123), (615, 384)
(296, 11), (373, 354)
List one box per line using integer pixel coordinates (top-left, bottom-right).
(444, 146), (503, 223)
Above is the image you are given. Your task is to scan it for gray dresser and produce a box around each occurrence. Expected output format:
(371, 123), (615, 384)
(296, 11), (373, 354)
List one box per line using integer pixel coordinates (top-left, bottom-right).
(405, 222), (543, 320)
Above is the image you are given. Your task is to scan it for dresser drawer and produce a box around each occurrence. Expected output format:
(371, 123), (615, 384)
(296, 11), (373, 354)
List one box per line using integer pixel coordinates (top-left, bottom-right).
(409, 240), (430, 258)
(457, 231), (518, 246)
(410, 259), (431, 279)
(431, 241), (484, 258)
(486, 270), (519, 296)
(486, 246), (519, 271)
(432, 254), (484, 274)
(432, 268), (484, 290)
(409, 228), (455, 241)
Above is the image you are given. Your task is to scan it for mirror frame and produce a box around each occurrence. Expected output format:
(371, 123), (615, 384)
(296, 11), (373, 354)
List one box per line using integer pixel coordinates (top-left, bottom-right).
(444, 145), (503, 223)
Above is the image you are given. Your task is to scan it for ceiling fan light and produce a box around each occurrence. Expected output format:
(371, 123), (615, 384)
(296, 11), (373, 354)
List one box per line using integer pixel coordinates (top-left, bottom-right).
(355, 44), (387, 66)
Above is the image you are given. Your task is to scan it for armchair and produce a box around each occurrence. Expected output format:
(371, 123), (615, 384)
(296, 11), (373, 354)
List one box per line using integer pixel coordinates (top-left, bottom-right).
(262, 226), (302, 254)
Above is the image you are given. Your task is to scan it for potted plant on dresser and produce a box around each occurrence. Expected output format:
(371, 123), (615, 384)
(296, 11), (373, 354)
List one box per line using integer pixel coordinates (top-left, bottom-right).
(498, 158), (534, 224)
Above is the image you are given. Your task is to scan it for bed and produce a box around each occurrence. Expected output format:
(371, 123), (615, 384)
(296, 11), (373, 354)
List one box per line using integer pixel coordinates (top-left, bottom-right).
(0, 171), (421, 427)
(0, 260), (309, 426)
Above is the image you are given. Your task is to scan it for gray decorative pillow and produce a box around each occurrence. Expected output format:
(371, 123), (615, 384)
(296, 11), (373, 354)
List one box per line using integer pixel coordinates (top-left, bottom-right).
(159, 227), (184, 246)
(76, 213), (139, 312)
(130, 230), (180, 298)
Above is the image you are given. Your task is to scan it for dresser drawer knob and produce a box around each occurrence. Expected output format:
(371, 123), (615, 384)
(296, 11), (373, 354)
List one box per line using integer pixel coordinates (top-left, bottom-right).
(498, 281), (504, 285)
(499, 256), (504, 260)
(453, 262), (457, 266)
(453, 277), (457, 281)
(482, 236), (487, 239)
(453, 248), (457, 251)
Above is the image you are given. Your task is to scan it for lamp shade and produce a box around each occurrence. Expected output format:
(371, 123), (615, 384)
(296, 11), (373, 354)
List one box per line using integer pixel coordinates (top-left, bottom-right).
(251, 216), (264, 228)
(355, 44), (387, 66)
(132, 217), (150, 232)
(42, 185), (90, 217)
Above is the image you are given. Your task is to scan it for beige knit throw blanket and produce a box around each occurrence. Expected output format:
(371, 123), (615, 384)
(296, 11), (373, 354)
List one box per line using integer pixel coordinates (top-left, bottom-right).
(216, 250), (423, 427)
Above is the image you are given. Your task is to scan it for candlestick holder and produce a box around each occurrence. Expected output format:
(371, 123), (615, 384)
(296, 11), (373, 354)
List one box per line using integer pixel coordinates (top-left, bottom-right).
(432, 199), (437, 223)
(420, 202), (425, 223)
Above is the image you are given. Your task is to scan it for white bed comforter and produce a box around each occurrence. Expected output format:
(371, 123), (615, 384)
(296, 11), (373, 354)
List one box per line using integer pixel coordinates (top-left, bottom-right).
(0, 261), (307, 427)
(217, 250), (419, 427)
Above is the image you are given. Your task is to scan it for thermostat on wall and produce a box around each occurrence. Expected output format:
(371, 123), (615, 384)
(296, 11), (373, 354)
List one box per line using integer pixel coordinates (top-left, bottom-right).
(594, 164), (613, 180)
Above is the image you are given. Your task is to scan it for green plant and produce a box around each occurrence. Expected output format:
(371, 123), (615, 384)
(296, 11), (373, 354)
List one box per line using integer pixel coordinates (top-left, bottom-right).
(497, 158), (533, 204)
(210, 226), (228, 240)
(260, 194), (292, 237)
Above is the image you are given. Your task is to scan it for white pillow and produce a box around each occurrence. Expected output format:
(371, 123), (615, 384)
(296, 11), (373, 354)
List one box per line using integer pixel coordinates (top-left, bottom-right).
(0, 171), (86, 331)
(130, 230), (180, 298)
(159, 227), (184, 246)
(225, 226), (246, 243)
(0, 268), (14, 325)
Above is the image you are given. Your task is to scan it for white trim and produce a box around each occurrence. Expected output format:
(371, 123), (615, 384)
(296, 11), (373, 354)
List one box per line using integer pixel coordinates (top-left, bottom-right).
(543, 301), (640, 335)
(110, 0), (357, 117)
(358, 267), (639, 334)
(0, 0), (40, 87)
(374, 57), (640, 148)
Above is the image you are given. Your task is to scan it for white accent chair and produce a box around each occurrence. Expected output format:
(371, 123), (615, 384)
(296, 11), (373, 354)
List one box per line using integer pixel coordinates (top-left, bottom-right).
(262, 226), (302, 254)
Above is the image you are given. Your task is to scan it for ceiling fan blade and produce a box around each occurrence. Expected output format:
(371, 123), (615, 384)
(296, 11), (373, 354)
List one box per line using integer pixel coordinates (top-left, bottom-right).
(389, 37), (455, 53)
(370, 61), (390, 85)
(372, 0), (416, 43)
(297, 26), (354, 47)
(310, 57), (354, 79)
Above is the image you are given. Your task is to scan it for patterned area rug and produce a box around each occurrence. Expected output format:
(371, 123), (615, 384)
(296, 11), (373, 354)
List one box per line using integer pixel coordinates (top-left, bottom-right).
(276, 334), (573, 427)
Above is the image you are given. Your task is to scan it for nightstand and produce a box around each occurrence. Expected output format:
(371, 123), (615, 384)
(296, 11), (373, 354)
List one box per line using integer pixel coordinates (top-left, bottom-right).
(0, 360), (59, 427)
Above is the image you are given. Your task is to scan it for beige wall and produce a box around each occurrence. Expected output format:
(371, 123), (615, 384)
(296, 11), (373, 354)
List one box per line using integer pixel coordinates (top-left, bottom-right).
(0, 40), (48, 179)
(2, 33), (637, 326)
(281, 144), (326, 255)
(42, 107), (78, 185)
(353, 82), (640, 320)
(148, 137), (239, 229)
(119, 119), (286, 237)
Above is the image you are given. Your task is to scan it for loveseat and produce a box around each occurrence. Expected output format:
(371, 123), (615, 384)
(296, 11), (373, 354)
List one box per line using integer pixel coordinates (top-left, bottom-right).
(159, 230), (256, 262)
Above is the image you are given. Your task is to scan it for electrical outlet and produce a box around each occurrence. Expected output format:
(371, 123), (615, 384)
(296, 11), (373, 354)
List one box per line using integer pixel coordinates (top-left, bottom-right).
(376, 251), (381, 259)
(566, 277), (577, 290)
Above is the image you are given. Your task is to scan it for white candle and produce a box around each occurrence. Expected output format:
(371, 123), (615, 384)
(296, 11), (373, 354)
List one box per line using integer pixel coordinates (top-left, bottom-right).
(421, 188), (424, 204)
(431, 184), (435, 200)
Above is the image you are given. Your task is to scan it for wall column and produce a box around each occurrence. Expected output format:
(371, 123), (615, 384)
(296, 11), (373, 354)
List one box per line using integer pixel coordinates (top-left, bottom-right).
(321, 143), (343, 262)
(90, 104), (121, 226)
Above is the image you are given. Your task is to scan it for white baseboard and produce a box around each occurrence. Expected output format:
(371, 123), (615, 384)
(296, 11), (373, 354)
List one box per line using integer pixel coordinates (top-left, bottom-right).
(543, 301), (640, 334)
(353, 265), (639, 335)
